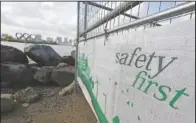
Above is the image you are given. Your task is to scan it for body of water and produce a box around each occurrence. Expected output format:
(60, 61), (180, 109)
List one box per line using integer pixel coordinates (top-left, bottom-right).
(1, 41), (75, 63)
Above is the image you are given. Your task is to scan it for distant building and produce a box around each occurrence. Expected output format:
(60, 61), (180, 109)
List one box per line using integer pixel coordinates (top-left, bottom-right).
(73, 39), (77, 46)
(69, 39), (72, 45)
(55, 36), (62, 44)
(1, 33), (9, 39)
(64, 37), (68, 42)
(35, 34), (42, 42)
(64, 37), (68, 45)
(46, 37), (53, 43)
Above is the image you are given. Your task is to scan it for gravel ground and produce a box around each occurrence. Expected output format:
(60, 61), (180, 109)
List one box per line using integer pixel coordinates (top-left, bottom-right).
(1, 86), (98, 123)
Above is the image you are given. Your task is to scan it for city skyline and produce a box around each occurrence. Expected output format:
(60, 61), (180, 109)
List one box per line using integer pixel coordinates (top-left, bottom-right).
(1, 32), (75, 45)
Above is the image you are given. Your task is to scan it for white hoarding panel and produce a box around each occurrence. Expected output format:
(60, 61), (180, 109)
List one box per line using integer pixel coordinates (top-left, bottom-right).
(77, 19), (195, 123)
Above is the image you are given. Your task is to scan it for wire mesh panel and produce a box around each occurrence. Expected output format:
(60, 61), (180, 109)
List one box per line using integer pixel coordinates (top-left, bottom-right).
(78, 2), (195, 41)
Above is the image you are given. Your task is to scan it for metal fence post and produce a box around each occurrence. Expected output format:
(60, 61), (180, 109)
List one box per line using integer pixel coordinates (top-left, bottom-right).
(84, 2), (88, 39)
(75, 1), (80, 92)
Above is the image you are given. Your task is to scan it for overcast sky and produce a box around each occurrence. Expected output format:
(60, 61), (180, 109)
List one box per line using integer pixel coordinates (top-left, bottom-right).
(1, 2), (77, 39)
(1, 2), (193, 40)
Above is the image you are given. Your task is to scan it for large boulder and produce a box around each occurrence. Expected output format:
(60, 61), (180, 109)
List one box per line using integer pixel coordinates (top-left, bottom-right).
(1, 81), (11, 88)
(25, 63), (40, 67)
(1, 94), (12, 99)
(1, 97), (16, 113)
(62, 50), (76, 66)
(1, 64), (36, 87)
(24, 45), (62, 66)
(34, 66), (54, 84)
(71, 50), (76, 59)
(11, 87), (41, 103)
(56, 63), (68, 69)
(51, 66), (75, 86)
(62, 56), (75, 66)
(30, 66), (41, 74)
(1, 45), (28, 64)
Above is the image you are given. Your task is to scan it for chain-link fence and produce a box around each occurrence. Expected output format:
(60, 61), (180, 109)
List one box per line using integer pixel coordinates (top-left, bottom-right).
(77, 2), (195, 42)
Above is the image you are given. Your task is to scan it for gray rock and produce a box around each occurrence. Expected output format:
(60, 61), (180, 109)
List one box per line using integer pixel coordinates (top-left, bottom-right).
(12, 87), (41, 103)
(62, 56), (75, 66)
(25, 63), (40, 68)
(1, 45), (28, 64)
(19, 115), (33, 123)
(24, 45), (62, 66)
(1, 97), (16, 113)
(51, 66), (75, 86)
(25, 64), (41, 76)
(1, 94), (12, 99)
(22, 103), (29, 108)
(30, 66), (41, 74)
(71, 50), (75, 59)
(56, 63), (68, 69)
(34, 66), (54, 84)
(59, 81), (75, 96)
(1, 81), (11, 88)
(1, 64), (35, 87)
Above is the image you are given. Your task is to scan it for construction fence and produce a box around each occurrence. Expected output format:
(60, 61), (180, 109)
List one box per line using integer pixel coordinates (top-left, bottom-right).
(76, 2), (195, 123)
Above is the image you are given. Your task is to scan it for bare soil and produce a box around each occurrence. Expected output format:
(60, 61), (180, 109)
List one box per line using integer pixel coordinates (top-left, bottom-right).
(1, 86), (97, 123)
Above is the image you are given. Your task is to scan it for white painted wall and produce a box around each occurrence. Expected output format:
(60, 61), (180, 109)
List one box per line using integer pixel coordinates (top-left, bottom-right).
(77, 19), (195, 123)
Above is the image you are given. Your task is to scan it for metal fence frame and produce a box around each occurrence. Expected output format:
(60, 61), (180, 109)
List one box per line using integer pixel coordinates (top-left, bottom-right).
(75, 0), (195, 101)
(79, 2), (195, 42)
(76, 1), (195, 79)
(78, 2), (195, 37)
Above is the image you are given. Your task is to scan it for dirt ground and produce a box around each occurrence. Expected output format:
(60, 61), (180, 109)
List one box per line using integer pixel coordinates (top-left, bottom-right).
(1, 86), (98, 123)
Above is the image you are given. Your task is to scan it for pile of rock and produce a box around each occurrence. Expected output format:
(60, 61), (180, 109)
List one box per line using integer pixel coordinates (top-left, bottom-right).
(1, 83), (76, 113)
(1, 87), (41, 113)
(1, 44), (76, 113)
(1, 94), (15, 113)
(1, 44), (76, 88)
